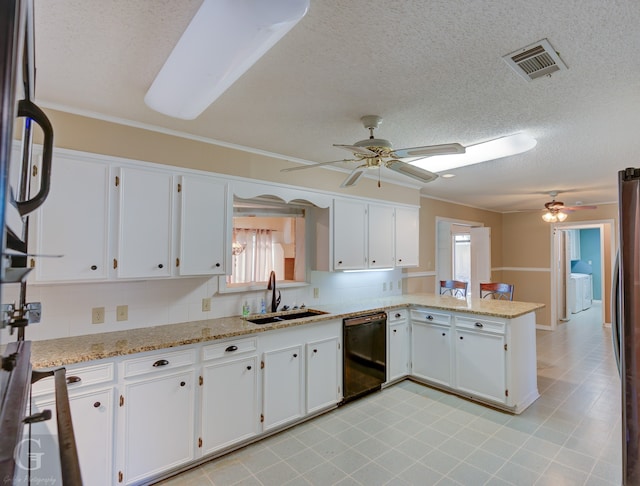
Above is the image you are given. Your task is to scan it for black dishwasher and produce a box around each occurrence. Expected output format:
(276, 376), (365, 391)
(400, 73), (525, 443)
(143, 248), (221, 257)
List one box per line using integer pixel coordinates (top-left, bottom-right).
(342, 312), (387, 403)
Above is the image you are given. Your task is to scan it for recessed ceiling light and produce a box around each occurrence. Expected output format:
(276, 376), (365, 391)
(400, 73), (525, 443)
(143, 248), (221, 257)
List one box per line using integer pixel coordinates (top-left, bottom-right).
(411, 133), (537, 173)
(441, 173), (456, 179)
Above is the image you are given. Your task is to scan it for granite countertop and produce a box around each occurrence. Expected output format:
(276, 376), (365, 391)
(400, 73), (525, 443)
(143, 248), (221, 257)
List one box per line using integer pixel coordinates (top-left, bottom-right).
(28, 294), (544, 368)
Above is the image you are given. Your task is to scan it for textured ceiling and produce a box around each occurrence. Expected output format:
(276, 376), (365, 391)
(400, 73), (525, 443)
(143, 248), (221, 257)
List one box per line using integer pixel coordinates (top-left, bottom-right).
(32, 0), (640, 212)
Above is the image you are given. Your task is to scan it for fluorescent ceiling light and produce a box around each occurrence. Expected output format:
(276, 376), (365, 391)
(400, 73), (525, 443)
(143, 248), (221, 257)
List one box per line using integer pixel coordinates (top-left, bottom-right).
(145, 0), (310, 120)
(411, 133), (537, 173)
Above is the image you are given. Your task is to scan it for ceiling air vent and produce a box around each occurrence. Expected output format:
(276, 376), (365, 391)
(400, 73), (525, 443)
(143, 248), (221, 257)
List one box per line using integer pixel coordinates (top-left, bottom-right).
(503, 38), (567, 81)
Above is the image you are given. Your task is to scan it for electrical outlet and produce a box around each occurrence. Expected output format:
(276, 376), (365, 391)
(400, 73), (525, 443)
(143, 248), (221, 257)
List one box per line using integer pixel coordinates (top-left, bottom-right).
(398, 280), (402, 291)
(383, 282), (387, 291)
(202, 298), (211, 312)
(92, 307), (105, 324)
(313, 288), (319, 299)
(116, 305), (128, 321)
(389, 281), (394, 291)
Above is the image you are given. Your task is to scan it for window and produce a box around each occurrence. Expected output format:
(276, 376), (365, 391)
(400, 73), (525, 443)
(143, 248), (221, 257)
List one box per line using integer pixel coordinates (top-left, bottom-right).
(452, 233), (471, 283)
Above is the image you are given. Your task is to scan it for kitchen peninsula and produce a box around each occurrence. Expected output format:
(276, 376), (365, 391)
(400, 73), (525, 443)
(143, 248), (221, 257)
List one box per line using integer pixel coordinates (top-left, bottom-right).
(24, 294), (543, 486)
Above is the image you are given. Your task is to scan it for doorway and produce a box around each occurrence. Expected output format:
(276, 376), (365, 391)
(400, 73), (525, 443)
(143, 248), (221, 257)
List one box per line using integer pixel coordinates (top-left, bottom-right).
(436, 217), (491, 297)
(550, 220), (615, 330)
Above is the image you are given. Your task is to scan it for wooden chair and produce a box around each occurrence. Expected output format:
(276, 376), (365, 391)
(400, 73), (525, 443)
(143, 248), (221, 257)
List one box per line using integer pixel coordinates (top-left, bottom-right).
(439, 280), (468, 298)
(479, 282), (514, 301)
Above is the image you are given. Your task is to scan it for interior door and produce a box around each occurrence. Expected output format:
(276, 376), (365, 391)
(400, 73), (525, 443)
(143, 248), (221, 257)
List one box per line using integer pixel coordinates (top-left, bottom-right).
(470, 226), (491, 297)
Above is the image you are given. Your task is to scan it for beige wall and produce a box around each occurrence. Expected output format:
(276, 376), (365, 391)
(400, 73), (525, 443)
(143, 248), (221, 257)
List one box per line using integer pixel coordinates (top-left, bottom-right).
(35, 109), (420, 206)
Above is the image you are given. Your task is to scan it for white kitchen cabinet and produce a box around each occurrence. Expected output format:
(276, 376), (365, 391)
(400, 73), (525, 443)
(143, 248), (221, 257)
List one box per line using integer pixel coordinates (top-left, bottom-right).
(387, 309), (410, 382)
(31, 153), (111, 282)
(333, 199), (367, 270)
(200, 338), (259, 455)
(394, 206), (419, 267)
(178, 175), (227, 276)
(306, 337), (340, 413)
(368, 204), (395, 268)
(115, 166), (174, 278)
(119, 349), (196, 484)
(262, 344), (304, 430)
(24, 361), (116, 486)
(411, 309), (453, 387)
(454, 316), (507, 404)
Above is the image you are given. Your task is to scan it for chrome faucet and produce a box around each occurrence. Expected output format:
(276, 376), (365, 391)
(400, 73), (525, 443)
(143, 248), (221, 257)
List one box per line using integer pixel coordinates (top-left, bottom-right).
(267, 271), (281, 312)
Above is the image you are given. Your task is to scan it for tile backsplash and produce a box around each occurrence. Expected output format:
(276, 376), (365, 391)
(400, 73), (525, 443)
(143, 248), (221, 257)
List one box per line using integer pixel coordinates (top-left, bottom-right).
(1, 269), (403, 342)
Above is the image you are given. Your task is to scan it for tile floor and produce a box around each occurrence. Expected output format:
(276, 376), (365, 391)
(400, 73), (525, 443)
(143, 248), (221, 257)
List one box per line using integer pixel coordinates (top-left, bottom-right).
(156, 303), (621, 485)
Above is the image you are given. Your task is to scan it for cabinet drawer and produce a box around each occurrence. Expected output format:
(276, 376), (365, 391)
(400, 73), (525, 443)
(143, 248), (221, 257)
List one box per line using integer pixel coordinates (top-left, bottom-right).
(32, 361), (115, 397)
(455, 316), (506, 334)
(410, 309), (451, 326)
(202, 337), (258, 361)
(388, 308), (408, 323)
(122, 348), (197, 378)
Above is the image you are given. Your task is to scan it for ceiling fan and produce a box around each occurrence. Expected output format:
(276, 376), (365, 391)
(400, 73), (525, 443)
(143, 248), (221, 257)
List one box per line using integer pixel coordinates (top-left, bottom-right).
(541, 191), (597, 222)
(281, 115), (465, 187)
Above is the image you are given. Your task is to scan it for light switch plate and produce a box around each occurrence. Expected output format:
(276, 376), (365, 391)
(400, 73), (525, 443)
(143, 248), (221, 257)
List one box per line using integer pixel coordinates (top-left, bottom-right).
(202, 298), (211, 312)
(117, 305), (128, 321)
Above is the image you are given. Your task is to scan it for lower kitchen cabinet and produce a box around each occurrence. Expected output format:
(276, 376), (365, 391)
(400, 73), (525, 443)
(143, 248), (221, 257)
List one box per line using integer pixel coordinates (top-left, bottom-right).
(454, 316), (506, 404)
(200, 338), (259, 455)
(411, 309), (453, 387)
(306, 336), (340, 413)
(262, 344), (304, 430)
(387, 309), (410, 383)
(119, 349), (196, 484)
(22, 361), (116, 486)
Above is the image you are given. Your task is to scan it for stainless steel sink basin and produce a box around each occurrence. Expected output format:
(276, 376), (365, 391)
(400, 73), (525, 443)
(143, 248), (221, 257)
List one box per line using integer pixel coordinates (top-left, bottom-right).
(247, 309), (327, 325)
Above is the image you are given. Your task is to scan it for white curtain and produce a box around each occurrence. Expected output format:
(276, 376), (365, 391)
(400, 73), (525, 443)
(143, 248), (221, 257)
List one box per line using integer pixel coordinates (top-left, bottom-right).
(231, 229), (274, 284)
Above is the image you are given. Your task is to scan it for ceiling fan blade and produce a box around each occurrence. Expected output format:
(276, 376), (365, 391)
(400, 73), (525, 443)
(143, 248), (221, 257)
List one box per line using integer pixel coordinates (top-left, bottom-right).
(281, 159), (352, 172)
(340, 167), (366, 187)
(333, 144), (378, 156)
(386, 160), (438, 183)
(563, 205), (598, 211)
(392, 143), (465, 158)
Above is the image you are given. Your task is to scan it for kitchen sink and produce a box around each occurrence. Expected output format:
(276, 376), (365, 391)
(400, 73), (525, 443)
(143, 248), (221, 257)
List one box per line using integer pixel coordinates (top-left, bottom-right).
(247, 309), (328, 325)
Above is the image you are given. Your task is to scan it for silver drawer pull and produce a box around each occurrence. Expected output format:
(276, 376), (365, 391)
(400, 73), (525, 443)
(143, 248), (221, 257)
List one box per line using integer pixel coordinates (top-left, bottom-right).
(153, 359), (169, 367)
(474, 322), (484, 328)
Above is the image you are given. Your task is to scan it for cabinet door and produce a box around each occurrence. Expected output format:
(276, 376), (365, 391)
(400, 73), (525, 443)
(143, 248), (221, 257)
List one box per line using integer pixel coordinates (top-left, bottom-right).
(368, 204), (395, 268)
(454, 329), (506, 404)
(21, 388), (114, 486)
(262, 345), (304, 430)
(395, 206), (419, 267)
(33, 154), (110, 281)
(122, 370), (195, 484)
(179, 175), (226, 275)
(306, 337), (339, 413)
(201, 355), (259, 455)
(333, 199), (367, 270)
(116, 166), (173, 278)
(388, 322), (410, 382)
(411, 322), (452, 386)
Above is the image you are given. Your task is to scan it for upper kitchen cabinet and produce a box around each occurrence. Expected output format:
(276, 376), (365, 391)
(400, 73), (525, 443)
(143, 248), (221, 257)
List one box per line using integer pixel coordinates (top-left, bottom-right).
(368, 204), (395, 269)
(333, 199), (367, 270)
(394, 206), (419, 267)
(177, 175), (227, 276)
(328, 198), (419, 271)
(30, 152), (111, 282)
(115, 166), (173, 279)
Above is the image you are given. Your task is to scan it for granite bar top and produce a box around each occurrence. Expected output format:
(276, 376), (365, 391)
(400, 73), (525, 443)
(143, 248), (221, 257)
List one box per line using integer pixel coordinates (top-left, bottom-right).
(27, 294), (544, 369)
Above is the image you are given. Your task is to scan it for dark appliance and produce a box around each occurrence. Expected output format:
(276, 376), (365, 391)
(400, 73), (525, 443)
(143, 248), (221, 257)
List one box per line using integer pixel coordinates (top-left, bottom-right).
(1, 1), (81, 483)
(342, 312), (387, 403)
(613, 167), (640, 485)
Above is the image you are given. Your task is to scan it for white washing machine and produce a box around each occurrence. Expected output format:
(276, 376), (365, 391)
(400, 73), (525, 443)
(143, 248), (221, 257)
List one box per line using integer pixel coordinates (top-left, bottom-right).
(569, 273), (593, 314)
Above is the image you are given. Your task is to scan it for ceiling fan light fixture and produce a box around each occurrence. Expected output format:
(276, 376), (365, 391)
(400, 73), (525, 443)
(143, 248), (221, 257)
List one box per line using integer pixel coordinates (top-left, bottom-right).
(411, 133), (537, 173)
(542, 210), (568, 222)
(144, 0), (309, 120)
